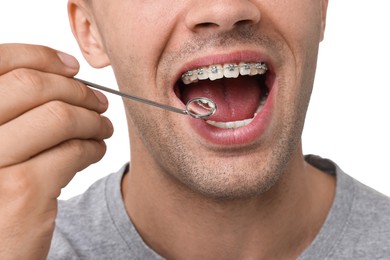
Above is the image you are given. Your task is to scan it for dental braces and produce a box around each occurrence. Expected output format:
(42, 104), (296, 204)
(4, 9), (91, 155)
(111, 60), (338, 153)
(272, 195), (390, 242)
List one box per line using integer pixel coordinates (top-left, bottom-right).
(182, 62), (268, 85)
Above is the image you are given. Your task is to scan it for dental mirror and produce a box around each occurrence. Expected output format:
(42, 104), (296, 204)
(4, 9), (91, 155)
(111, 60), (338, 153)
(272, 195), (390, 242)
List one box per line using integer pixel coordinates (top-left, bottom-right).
(75, 78), (217, 119)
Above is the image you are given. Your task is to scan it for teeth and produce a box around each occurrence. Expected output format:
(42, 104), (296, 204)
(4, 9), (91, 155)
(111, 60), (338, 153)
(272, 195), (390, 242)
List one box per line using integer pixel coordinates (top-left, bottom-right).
(197, 68), (209, 80)
(182, 71), (192, 85)
(180, 62), (270, 129)
(182, 62), (268, 85)
(223, 64), (239, 78)
(208, 65), (224, 81)
(205, 96), (267, 129)
(197, 99), (214, 110)
(206, 118), (253, 129)
(239, 62), (251, 76)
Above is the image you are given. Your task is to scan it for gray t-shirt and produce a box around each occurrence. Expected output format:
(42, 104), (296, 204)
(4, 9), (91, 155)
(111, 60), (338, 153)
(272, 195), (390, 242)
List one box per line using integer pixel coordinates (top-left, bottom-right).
(48, 156), (390, 259)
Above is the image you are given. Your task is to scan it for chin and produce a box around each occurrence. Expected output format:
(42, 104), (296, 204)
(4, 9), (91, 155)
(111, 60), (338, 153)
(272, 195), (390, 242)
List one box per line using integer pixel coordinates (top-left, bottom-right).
(173, 145), (295, 201)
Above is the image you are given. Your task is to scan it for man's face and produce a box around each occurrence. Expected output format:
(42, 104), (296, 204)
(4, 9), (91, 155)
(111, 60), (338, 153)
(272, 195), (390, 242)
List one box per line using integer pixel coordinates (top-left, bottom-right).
(81, 0), (327, 199)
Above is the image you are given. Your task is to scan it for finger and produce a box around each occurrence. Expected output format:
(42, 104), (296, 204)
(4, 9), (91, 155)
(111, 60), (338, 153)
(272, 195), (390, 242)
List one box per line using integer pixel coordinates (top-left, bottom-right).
(0, 69), (108, 124)
(34, 139), (107, 197)
(0, 43), (79, 76)
(0, 139), (103, 258)
(0, 139), (107, 201)
(0, 101), (113, 167)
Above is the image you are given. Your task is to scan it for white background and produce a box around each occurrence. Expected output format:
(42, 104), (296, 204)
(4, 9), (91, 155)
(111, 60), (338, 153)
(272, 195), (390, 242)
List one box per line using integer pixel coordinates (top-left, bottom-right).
(0, 0), (389, 199)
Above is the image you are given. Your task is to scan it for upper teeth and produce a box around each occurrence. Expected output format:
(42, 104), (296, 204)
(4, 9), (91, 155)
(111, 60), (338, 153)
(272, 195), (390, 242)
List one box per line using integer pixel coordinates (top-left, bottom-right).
(181, 62), (268, 85)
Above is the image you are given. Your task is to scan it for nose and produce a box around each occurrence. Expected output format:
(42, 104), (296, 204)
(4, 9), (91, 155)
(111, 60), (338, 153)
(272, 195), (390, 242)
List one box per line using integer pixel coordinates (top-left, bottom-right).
(185, 0), (261, 33)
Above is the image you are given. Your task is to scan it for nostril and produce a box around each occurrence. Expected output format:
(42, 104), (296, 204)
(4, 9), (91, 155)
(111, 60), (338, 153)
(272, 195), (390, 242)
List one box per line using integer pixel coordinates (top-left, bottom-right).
(197, 19), (256, 30)
(185, 2), (261, 33)
(192, 18), (258, 33)
(195, 22), (219, 30)
(234, 19), (255, 28)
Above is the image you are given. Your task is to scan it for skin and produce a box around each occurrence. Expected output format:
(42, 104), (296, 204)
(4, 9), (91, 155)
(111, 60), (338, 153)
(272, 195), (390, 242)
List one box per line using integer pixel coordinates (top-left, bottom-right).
(68, 0), (334, 258)
(69, 0), (329, 199)
(0, 0), (334, 259)
(0, 44), (113, 259)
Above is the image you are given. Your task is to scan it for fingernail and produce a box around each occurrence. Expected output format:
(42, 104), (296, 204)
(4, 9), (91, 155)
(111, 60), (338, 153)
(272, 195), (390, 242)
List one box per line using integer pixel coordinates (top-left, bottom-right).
(103, 116), (114, 136)
(57, 52), (79, 69)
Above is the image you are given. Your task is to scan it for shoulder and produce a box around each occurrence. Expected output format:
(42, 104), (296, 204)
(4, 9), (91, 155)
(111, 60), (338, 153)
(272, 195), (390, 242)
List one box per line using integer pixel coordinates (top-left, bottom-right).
(302, 155), (390, 259)
(48, 165), (132, 260)
(335, 175), (390, 258)
(329, 167), (390, 259)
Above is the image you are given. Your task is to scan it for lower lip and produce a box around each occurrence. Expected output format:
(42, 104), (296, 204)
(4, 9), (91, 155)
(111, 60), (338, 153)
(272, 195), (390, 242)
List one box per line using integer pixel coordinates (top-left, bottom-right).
(187, 84), (276, 146)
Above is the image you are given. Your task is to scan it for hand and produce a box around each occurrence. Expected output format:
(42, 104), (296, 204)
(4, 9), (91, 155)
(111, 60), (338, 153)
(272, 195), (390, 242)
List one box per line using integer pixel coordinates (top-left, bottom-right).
(0, 44), (113, 259)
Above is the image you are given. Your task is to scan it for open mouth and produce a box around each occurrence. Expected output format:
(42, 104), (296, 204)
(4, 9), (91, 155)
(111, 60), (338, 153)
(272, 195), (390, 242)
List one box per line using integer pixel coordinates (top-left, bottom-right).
(176, 62), (271, 129)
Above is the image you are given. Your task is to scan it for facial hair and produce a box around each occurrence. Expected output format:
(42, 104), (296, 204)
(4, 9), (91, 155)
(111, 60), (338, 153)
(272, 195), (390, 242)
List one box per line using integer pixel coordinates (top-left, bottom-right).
(122, 25), (317, 201)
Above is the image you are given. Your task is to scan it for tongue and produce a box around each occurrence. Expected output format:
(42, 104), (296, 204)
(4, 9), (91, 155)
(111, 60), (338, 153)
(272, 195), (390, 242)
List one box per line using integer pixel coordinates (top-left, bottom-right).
(181, 77), (262, 121)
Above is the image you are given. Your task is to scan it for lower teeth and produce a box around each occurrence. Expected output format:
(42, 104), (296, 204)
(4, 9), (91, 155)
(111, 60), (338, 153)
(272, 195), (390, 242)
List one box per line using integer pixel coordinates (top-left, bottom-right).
(205, 96), (267, 129)
(206, 118), (254, 129)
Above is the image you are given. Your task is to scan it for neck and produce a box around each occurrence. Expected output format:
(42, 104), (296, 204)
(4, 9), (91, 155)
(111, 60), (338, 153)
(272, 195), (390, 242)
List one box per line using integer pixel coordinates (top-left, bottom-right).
(122, 143), (335, 259)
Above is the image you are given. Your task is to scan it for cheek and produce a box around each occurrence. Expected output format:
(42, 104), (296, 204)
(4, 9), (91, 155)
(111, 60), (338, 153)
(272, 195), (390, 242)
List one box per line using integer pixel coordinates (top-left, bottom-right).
(95, 3), (184, 97)
(265, 0), (323, 53)
(99, 3), (182, 68)
(268, 1), (322, 92)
